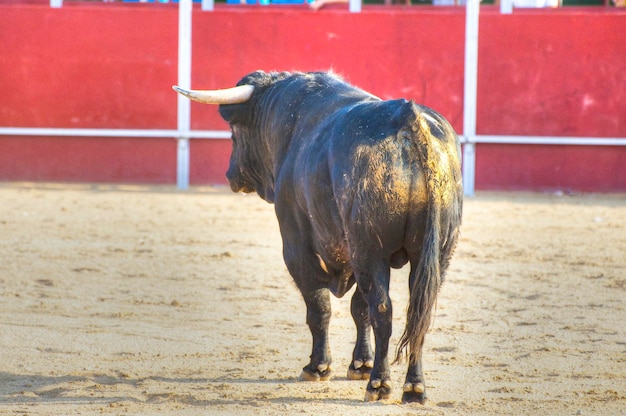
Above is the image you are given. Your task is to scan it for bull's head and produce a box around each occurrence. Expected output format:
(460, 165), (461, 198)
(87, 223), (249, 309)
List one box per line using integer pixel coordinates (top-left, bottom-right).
(173, 83), (264, 198)
(174, 71), (301, 203)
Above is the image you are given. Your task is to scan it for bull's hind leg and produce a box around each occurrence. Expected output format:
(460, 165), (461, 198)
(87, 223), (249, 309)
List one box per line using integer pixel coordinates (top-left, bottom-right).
(354, 266), (393, 401)
(347, 288), (374, 380)
(299, 287), (333, 381)
(402, 350), (427, 404)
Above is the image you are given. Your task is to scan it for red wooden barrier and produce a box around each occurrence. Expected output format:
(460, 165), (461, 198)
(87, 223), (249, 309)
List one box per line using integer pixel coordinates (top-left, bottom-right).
(477, 9), (626, 191)
(0, 3), (624, 190)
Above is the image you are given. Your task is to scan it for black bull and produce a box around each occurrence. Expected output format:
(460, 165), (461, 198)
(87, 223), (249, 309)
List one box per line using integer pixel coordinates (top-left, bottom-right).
(174, 71), (463, 403)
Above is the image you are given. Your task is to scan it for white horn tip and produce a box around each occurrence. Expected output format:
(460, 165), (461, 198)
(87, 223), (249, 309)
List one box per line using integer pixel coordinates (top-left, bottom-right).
(170, 84), (254, 104)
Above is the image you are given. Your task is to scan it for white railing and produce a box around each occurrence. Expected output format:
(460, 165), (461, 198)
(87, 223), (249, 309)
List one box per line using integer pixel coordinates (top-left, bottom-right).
(465, 136), (626, 146)
(0, 127), (230, 139)
(1, 0), (622, 194)
(177, 0), (193, 188)
(0, 127), (231, 190)
(463, 0), (480, 195)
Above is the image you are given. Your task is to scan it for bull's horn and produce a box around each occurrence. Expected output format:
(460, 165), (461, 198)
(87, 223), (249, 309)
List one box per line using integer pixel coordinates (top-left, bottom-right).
(172, 84), (254, 104)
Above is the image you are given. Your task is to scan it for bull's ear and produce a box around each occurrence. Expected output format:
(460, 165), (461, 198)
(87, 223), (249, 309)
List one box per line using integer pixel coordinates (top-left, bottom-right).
(172, 85), (254, 105)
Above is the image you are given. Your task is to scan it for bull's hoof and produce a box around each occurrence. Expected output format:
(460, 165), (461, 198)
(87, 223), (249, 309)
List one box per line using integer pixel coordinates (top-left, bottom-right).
(363, 378), (391, 402)
(299, 364), (332, 382)
(401, 382), (426, 404)
(347, 359), (373, 380)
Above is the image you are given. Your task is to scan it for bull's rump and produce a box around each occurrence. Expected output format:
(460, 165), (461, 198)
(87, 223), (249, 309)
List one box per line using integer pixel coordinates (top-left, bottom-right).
(294, 98), (460, 273)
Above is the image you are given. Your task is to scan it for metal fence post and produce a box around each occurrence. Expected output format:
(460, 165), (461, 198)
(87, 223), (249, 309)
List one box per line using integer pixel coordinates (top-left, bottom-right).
(462, 141), (476, 196)
(201, 0), (214, 11)
(177, 138), (190, 189)
(177, 0), (193, 189)
(349, 0), (361, 13)
(500, 0), (513, 14)
(463, 0), (480, 196)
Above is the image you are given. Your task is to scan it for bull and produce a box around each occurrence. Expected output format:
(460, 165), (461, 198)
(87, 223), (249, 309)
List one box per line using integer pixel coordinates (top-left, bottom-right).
(173, 71), (463, 403)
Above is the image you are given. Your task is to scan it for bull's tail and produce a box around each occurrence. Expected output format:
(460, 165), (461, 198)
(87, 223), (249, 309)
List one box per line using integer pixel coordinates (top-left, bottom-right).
(395, 105), (456, 365)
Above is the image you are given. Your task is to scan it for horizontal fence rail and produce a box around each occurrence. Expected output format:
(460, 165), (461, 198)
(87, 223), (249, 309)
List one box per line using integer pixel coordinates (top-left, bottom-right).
(2, 127), (624, 194)
(0, 127), (231, 139)
(467, 136), (626, 146)
(4, 127), (625, 145)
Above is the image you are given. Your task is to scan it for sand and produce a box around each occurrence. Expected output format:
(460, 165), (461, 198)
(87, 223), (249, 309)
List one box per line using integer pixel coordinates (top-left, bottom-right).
(0, 182), (624, 415)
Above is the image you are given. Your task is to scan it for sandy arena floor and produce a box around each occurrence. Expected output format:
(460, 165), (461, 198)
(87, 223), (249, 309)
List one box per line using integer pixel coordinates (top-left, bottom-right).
(0, 182), (624, 415)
